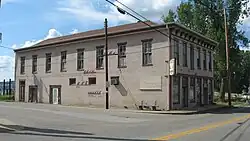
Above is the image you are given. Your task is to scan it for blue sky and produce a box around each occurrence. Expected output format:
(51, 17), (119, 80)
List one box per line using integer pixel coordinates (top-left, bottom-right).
(0, 0), (249, 80)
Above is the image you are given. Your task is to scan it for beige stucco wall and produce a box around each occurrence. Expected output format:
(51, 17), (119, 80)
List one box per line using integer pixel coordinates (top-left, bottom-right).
(15, 29), (171, 110)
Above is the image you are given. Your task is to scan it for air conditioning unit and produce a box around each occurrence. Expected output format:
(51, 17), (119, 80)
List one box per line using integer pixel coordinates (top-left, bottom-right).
(111, 76), (119, 85)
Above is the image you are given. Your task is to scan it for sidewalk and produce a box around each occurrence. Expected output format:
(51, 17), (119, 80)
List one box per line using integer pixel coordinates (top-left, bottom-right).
(133, 104), (230, 115)
(0, 101), (230, 115)
(102, 104), (229, 115)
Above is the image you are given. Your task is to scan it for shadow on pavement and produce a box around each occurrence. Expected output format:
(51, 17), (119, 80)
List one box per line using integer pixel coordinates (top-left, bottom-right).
(199, 106), (250, 115)
(0, 124), (93, 135)
(0, 124), (148, 141)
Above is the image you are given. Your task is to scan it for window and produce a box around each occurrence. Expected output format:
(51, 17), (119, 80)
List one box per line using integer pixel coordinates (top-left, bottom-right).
(77, 49), (84, 71)
(203, 49), (207, 70)
(61, 51), (67, 72)
(69, 78), (76, 85)
(118, 43), (127, 68)
(173, 76), (180, 104)
(20, 57), (25, 74)
(32, 55), (37, 74)
(190, 44), (194, 70)
(96, 46), (104, 69)
(208, 51), (212, 71)
(142, 39), (152, 66)
(45, 53), (52, 73)
(190, 77), (195, 103)
(183, 42), (188, 67)
(197, 47), (201, 69)
(88, 77), (96, 85)
(173, 39), (179, 65)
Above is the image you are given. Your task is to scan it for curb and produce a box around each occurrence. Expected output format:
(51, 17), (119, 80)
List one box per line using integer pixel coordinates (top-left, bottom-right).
(134, 105), (231, 115)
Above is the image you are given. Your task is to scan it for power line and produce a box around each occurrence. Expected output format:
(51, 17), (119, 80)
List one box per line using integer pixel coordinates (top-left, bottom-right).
(104, 0), (170, 38)
(0, 45), (13, 50)
(115, 0), (150, 22)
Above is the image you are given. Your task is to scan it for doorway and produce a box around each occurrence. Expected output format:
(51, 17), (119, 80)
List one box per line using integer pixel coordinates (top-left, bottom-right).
(28, 85), (38, 103)
(49, 85), (61, 105)
(19, 80), (25, 102)
(203, 79), (209, 105)
(182, 77), (188, 108)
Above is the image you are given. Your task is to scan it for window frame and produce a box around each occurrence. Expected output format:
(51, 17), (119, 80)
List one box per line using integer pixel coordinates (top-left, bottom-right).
(183, 42), (188, 67)
(77, 48), (85, 71)
(203, 49), (207, 70)
(88, 77), (97, 85)
(32, 55), (38, 74)
(197, 47), (201, 69)
(173, 39), (180, 65)
(118, 42), (127, 68)
(208, 51), (212, 71)
(190, 44), (194, 70)
(142, 39), (153, 66)
(96, 46), (104, 69)
(61, 51), (67, 72)
(20, 56), (25, 74)
(69, 78), (76, 86)
(45, 53), (52, 73)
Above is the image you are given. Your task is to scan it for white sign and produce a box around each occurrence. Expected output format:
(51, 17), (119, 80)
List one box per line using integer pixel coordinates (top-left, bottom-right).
(140, 76), (162, 90)
(169, 58), (176, 76)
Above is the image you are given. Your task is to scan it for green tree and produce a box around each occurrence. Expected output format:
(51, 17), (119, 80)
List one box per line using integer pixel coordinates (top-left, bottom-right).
(163, 0), (250, 101)
(162, 9), (176, 23)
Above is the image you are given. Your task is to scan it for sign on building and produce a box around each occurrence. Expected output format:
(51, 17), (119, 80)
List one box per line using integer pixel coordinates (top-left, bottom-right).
(169, 58), (176, 76)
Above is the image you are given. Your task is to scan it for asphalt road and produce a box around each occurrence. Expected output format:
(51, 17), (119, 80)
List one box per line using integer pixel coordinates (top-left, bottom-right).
(0, 102), (250, 141)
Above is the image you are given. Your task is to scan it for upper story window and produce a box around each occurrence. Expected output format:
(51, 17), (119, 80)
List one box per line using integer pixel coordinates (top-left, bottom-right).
(118, 42), (127, 68)
(20, 56), (25, 74)
(45, 53), (52, 73)
(173, 39), (179, 65)
(96, 46), (104, 69)
(61, 51), (67, 72)
(77, 49), (84, 71)
(32, 55), (38, 74)
(197, 47), (201, 69)
(203, 49), (207, 70)
(142, 39), (153, 66)
(183, 42), (188, 67)
(208, 51), (212, 71)
(190, 44), (194, 70)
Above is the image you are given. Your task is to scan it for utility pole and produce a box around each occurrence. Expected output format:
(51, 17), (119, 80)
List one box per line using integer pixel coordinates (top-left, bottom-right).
(104, 18), (109, 109)
(224, 8), (231, 106)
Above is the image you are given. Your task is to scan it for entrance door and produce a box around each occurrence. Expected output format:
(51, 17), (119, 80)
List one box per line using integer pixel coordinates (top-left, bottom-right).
(49, 85), (61, 104)
(29, 85), (38, 103)
(19, 80), (25, 102)
(182, 77), (188, 108)
(182, 87), (188, 107)
(203, 79), (209, 105)
(203, 88), (208, 105)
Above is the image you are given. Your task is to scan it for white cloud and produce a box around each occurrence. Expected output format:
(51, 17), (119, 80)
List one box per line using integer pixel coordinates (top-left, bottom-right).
(0, 56), (14, 80)
(12, 28), (62, 49)
(70, 29), (79, 34)
(56, 0), (181, 25)
(4, 28), (62, 80)
(1, 0), (19, 5)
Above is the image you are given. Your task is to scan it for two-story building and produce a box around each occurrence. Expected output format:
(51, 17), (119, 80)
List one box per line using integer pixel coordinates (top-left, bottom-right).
(14, 21), (217, 110)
